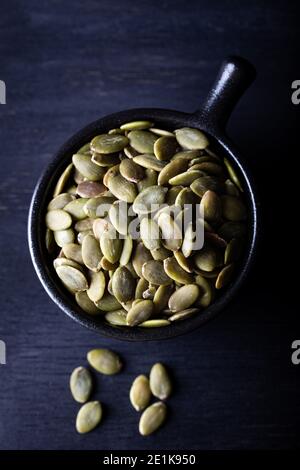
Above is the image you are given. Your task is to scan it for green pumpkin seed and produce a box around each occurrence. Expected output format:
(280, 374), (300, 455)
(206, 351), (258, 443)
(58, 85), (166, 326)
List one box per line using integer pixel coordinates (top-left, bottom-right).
(169, 170), (204, 186)
(200, 190), (222, 222)
(224, 157), (243, 192)
(74, 168), (85, 184)
(168, 307), (199, 322)
(127, 299), (154, 326)
(124, 146), (139, 159)
(84, 196), (115, 218)
(64, 198), (89, 220)
(48, 193), (76, 211)
(221, 195), (247, 221)
(153, 284), (174, 313)
(56, 265), (88, 293)
(157, 213), (182, 251)
(153, 136), (178, 161)
(72, 154), (105, 181)
(74, 218), (94, 232)
(75, 291), (101, 315)
(76, 401), (102, 434)
(87, 270), (106, 302)
(215, 263), (235, 289)
(107, 173), (137, 203)
(173, 250), (193, 273)
(157, 158), (188, 185)
(132, 242), (153, 277)
(103, 164), (120, 187)
(119, 158), (145, 182)
(139, 402), (167, 436)
(175, 187), (197, 207)
(109, 201), (131, 235)
(218, 221), (246, 241)
(119, 235), (133, 266)
(137, 168), (158, 192)
(54, 228), (75, 247)
(120, 121), (153, 131)
(150, 127), (174, 137)
(87, 348), (122, 374)
(194, 274), (214, 307)
(142, 284), (157, 300)
(78, 142), (91, 154)
(135, 278), (149, 299)
(133, 185), (167, 215)
(142, 260), (171, 286)
(100, 228), (123, 264)
(133, 154), (167, 171)
(91, 134), (129, 154)
(45, 228), (56, 254)
(224, 238), (243, 265)
(54, 257), (84, 271)
(139, 319), (170, 327)
(151, 246), (172, 261)
(225, 178), (240, 197)
(91, 152), (120, 167)
(149, 363), (172, 400)
(105, 309), (127, 326)
(93, 218), (111, 239)
(94, 293), (122, 311)
(166, 186), (182, 205)
(175, 127), (209, 150)
(163, 256), (193, 284)
(112, 266), (135, 303)
(172, 150), (201, 160)
(70, 367), (93, 403)
(76, 181), (106, 198)
(140, 218), (161, 251)
(168, 284), (199, 312)
(130, 375), (151, 411)
(190, 176), (223, 197)
(108, 128), (124, 135)
(194, 246), (222, 272)
(46, 209), (72, 231)
(195, 161), (223, 175)
(82, 234), (102, 272)
(128, 130), (157, 153)
(53, 163), (73, 197)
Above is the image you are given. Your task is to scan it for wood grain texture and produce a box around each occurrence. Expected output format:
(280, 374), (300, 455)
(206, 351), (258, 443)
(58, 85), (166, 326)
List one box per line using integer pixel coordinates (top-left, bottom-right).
(0, 0), (299, 450)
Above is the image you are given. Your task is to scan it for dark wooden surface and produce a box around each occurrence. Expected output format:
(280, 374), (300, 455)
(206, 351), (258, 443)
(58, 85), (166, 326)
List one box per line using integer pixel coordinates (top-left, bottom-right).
(0, 0), (299, 450)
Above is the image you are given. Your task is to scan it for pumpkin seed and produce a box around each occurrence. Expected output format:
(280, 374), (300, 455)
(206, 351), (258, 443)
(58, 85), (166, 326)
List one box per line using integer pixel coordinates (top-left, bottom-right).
(78, 142), (91, 154)
(45, 228), (56, 254)
(54, 228), (75, 247)
(151, 246), (172, 261)
(48, 193), (76, 211)
(76, 401), (102, 434)
(93, 218), (111, 239)
(224, 157), (243, 192)
(194, 274), (214, 307)
(137, 168), (157, 192)
(173, 250), (193, 273)
(221, 195), (247, 221)
(105, 309), (127, 326)
(87, 348), (122, 374)
(132, 242), (153, 277)
(169, 170), (204, 186)
(168, 284), (199, 312)
(153, 284), (174, 313)
(70, 366), (93, 403)
(200, 190), (222, 223)
(128, 130), (157, 153)
(109, 200), (131, 235)
(120, 158), (145, 182)
(124, 146), (139, 159)
(194, 246), (223, 272)
(142, 260), (172, 286)
(94, 293), (122, 311)
(225, 178), (240, 197)
(91, 134), (129, 154)
(172, 150), (201, 160)
(130, 375), (151, 411)
(103, 164), (119, 187)
(84, 196), (115, 218)
(150, 127), (174, 137)
(120, 121), (153, 131)
(139, 402), (167, 436)
(149, 363), (172, 400)
(154, 136), (178, 161)
(127, 299), (154, 326)
(119, 235), (133, 266)
(53, 257), (84, 271)
(181, 222), (196, 258)
(163, 256), (193, 284)
(157, 213), (182, 251)
(139, 319), (170, 327)
(76, 181), (106, 198)
(74, 218), (94, 232)
(140, 218), (160, 251)
(133, 185), (167, 215)
(168, 307), (199, 322)
(91, 152), (120, 167)
(64, 198), (89, 220)
(112, 266), (135, 303)
(75, 291), (101, 315)
(190, 176), (223, 197)
(56, 265), (88, 293)
(157, 158), (188, 185)
(195, 161), (223, 175)
(46, 209), (72, 231)
(135, 278), (149, 299)
(107, 173), (137, 203)
(218, 221), (246, 241)
(53, 163), (73, 197)
(224, 238), (243, 264)
(82, 234), (102, 272)
(215, 263), (235, 289)
(175, 127), (209, 150)
(175, 187), (196, 207)
(100, 228), (123, 264)
(142, 284), (157, 300)
(87, 270), (106, 302)
(72, 154), (105, 181)
(133, 154), (167, 171)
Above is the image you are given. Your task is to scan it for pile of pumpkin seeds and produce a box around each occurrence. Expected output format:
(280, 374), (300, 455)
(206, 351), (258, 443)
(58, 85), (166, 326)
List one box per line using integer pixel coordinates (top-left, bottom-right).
(130, 362), (171, 436)
(45, 121), (248, 328)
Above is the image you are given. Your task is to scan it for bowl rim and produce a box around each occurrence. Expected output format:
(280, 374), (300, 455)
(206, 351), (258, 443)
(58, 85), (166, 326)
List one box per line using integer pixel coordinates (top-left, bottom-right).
(27, 107), (259, 341)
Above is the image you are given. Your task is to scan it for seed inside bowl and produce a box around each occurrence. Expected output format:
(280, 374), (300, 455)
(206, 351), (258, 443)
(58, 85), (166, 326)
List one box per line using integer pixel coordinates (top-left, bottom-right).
(45, 123), (248, 327)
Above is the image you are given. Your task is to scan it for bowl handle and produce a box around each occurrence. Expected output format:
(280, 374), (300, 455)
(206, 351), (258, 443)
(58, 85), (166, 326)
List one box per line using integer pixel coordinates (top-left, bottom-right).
(193, 56), (256, 131)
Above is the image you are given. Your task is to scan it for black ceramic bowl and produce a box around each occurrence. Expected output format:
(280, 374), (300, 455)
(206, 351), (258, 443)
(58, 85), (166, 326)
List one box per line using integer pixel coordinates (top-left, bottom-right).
(28, 56), (258, 341)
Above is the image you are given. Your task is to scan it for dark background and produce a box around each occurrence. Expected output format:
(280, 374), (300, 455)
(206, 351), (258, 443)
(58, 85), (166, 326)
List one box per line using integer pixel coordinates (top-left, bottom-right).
(0, 0), (299, 450)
